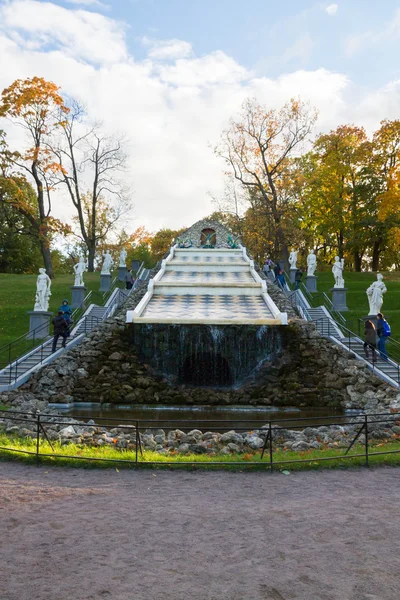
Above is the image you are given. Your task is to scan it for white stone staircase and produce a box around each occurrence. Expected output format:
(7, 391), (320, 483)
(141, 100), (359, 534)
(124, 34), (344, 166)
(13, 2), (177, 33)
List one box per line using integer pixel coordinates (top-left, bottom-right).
(127, 246), (287, 325)
(286, 288), (400, 388)
(0, 274), (147, 391)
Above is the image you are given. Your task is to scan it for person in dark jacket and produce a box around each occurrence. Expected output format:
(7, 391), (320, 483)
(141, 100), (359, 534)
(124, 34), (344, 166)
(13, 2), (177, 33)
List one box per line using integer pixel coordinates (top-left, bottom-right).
(376, 312), (389, 361)
(59, 299), (72, 336)
(52, 311), (68, 353)
(363, 319), (376, 363)
(294, 268), (303, 290)
(125, 269), (134, 290)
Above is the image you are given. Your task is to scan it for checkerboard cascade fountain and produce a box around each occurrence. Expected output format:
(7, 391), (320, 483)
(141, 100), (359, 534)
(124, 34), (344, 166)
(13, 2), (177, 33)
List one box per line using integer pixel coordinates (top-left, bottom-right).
(126, 229), (287, 387)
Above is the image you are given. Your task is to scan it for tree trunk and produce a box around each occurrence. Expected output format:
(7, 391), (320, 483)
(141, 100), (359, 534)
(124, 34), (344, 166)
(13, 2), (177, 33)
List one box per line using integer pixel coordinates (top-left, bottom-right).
(87, 243), (96, 272)
(32, 158), (54, 278)
(40, 242), (54, 279)
(337, 230), (344, 258)
(372, 240), (381, 272)
(354, 251), (363, 272)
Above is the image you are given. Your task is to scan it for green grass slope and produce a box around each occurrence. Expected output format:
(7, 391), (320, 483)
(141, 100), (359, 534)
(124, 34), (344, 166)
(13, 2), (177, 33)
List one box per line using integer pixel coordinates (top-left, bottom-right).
(0, 272), (114, 348)
(313, 272), (400, 337)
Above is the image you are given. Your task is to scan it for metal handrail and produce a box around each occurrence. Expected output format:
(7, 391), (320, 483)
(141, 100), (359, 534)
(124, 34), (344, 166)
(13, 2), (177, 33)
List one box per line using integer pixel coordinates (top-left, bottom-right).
(3, 410), (400, 469)
(312, 316), (400, 385)
(1, 314), (102, 386)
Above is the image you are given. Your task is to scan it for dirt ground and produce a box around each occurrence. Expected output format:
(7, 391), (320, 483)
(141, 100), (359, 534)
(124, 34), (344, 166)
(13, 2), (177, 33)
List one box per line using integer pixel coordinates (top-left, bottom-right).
(1, 463), (400, 600)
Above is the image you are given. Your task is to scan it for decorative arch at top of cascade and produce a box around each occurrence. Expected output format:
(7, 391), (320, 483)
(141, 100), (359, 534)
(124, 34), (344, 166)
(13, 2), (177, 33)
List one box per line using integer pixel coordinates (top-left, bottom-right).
(176, 219), (239, 249)
(126, 220), (287, 326)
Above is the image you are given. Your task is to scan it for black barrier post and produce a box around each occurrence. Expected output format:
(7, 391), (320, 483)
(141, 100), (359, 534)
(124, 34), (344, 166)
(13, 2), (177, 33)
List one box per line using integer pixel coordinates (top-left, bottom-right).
(135, 420), (138, 466)
(269, 422), (273, 472)
(365, 414), (369, 467)
(36, 411), (40, 465)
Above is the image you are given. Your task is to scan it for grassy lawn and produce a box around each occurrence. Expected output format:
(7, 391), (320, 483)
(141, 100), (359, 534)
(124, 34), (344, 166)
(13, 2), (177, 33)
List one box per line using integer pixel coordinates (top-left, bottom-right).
(0, 271), (122, 348)
(306, 271), (400, 339)
(1, 434), (400, 471)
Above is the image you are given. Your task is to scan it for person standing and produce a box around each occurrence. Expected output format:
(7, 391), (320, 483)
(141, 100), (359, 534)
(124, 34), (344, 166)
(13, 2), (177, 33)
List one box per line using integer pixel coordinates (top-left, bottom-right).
(125, 269), (134, 290)
(363, 320), (377, 363)
(376, 313), (390, 361)
(277, 269), (286, 289)
(59, 299), (73, 337)
(52, 311), (68, 353)
(294, 268), (303, 290)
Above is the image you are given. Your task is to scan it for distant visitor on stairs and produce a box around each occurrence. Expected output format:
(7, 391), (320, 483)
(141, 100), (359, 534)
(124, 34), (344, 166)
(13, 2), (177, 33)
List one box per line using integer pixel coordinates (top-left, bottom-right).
(52, 311), (68, 353)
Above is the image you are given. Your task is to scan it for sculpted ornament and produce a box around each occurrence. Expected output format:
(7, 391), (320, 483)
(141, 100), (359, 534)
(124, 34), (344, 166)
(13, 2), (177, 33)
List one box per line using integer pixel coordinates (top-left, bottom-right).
(34, 268), (51, 312)
(73, 256), (87, 287)
(289, 248), (298, 270)
(307, 250), (317, 276)
(332, 256), (345, 288)
(366, 273), (387, 315)
(119, 249), (127, 268)
(101, 250), (114, 275)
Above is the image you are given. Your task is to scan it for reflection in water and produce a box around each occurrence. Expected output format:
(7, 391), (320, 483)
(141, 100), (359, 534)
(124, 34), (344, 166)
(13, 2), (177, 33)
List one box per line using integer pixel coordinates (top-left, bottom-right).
(65, 404), (349, 430)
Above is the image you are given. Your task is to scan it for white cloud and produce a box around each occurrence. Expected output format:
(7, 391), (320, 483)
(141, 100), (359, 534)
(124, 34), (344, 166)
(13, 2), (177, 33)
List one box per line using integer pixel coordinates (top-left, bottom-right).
(325, 4), (338, 16)
(145, 38), (193, 61)
(344, 7), (400, 57)
(65, 0), (109, 8)
(281, 34), (314, 64)
(0, 0), (399, 231)
(0, 0), (126, 64)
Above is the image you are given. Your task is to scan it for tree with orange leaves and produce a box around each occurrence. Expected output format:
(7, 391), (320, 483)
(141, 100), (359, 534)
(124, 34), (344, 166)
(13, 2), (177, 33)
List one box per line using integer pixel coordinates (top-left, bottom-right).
(0, 77), (70, 277)
(216, 97), (317, 263)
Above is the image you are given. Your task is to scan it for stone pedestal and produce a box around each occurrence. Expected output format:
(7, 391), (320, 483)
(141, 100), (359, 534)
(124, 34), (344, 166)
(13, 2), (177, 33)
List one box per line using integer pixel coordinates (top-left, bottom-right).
(71, 286), (87, 310)
(118, 266), (127, 282)
(330, 287), (348, 312)
(305, 275), (318, 292)
(100, 273), (112, 292)
(289, 269), (297, 283)
(27, 311), (52, 340)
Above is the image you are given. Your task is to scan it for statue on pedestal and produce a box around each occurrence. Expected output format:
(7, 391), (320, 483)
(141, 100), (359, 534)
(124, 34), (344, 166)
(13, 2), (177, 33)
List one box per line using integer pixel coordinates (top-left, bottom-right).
(73, 256), (87, 287)
(307, 250), (317, 276)
(289, 248), (298, 270)
(332, 256), (345, 288)
(119, 249), (127, 268)
(366, 273), (387, 315)
(34, 268), (51, 312)
(101, 250), (114, 275)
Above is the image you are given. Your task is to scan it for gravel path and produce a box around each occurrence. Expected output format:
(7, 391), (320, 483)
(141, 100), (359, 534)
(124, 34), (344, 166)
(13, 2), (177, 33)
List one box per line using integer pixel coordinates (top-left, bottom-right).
(1, 463), (400, 600)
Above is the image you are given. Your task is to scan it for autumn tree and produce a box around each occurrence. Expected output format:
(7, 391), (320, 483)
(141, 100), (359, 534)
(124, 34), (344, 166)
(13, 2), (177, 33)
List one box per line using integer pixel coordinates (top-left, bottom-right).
(151, 227), (186, 262)
(216, 97), (317, 262)
(373, 120), (400, 269)
(0, 78), (71, 277)
(49, 102), (131, 271)
(126, 225), (154, 268)
(298, 122), (400, 271)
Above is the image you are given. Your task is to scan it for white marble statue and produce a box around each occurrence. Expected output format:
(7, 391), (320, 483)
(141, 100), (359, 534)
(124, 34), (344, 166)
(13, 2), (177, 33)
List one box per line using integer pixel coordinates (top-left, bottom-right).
(73, 256), (87, 287)
(289, 248), (298, 270)
(119, 248), (127, 268)
(307, 250), (317, 276)
(332, 256), (345, 288)
(34, 268), (51, 312)
(366, 273), (387, 315)
(101, 250), (114, 275)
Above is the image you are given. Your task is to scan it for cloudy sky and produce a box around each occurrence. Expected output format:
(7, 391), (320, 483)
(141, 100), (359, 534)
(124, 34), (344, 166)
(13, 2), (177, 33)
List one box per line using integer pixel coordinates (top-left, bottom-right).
(0, 0), (399, 231)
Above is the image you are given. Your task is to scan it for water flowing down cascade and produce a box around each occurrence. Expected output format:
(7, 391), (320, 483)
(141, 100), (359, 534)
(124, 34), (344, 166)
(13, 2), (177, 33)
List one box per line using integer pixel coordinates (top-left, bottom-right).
(133, 324), (283, 388)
